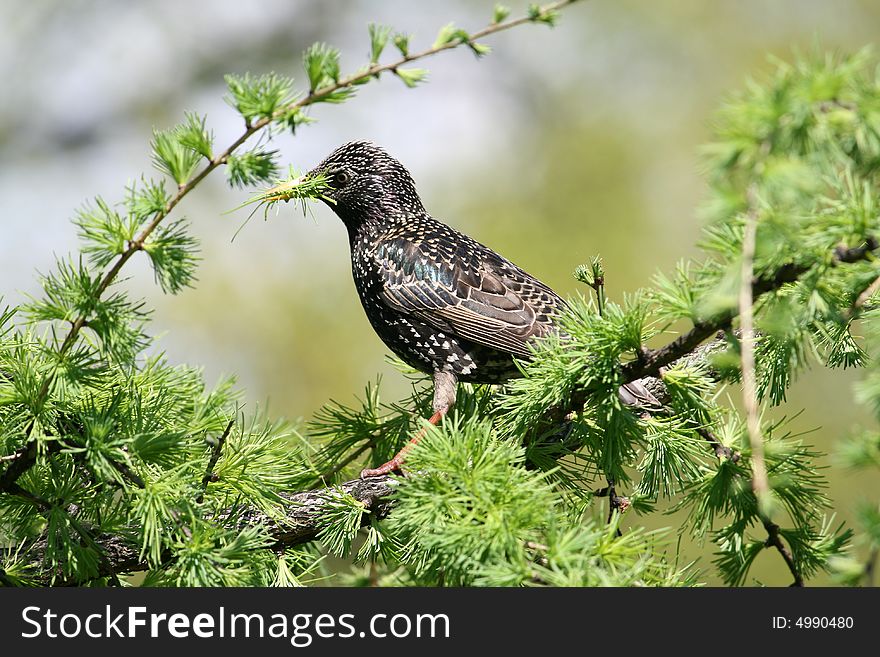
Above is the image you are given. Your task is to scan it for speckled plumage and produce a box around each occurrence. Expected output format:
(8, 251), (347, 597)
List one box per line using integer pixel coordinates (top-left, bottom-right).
(308, 140), (566, 386)
(303, 140), (658, 477)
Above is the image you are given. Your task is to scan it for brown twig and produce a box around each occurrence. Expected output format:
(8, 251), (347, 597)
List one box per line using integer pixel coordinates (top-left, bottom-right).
(763, 518), (804, 587)
(196, 419), (234, 504)
(0, 442), (40, 490)
(0, 441), (62, 499)
(594, 479), (629, 531)
(5, 483), (51, 511)
(108, 457), (146, 490)
(864, 545), (878, 587)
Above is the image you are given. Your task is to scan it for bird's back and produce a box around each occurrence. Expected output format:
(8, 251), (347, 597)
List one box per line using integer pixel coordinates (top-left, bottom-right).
(349, 211), (567, 383)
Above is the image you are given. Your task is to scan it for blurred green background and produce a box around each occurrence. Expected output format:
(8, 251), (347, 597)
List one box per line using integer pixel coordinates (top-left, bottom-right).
(2, 0), (878, 585)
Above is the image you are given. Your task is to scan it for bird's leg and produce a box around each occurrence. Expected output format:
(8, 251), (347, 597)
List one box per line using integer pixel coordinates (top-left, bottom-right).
(358, 410), (445, 478)
(360, 370), (457, 479)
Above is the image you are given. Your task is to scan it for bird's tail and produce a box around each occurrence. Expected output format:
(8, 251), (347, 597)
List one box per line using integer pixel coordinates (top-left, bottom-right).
(617, 379), (663, 413)
(549, 328), (664, 413)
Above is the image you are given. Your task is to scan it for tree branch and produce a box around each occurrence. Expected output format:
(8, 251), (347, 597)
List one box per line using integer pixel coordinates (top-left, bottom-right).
(0, 441), (61, 499)
(197, 419), (234, 504)
(13, 475), (397, 586)
(763, 518), (804, 587)
(0, 442), (40, 491)
(620, 235), (880, 385)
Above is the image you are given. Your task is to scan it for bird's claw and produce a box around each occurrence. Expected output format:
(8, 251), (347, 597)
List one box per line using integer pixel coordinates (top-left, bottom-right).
(360, 458), (405, 479)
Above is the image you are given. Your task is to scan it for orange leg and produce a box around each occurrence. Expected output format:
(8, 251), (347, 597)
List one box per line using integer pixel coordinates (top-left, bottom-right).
(360, 408), (447, 478)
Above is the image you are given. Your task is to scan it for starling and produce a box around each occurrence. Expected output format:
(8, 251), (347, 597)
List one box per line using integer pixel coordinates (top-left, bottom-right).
(296, 141), (655, 478)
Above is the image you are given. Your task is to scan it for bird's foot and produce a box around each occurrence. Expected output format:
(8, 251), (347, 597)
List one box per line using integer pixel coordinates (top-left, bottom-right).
(359, 402), (450, 479)
(360, 457), (405, 479)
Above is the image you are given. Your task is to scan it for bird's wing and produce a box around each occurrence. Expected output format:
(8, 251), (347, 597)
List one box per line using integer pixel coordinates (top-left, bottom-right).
(375, 237), (563, 358)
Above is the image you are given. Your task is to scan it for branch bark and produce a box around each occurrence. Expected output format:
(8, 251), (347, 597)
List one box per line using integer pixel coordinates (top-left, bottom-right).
(13, 475), (396, 586)
(763, 518), (805, 587)
(619, 236), (879, 385)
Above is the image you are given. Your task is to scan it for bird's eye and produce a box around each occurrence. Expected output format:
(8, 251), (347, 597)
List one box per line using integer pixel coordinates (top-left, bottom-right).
(333, 171), (351, 186)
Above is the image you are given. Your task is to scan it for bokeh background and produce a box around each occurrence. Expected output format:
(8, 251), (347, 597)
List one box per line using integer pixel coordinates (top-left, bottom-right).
(2, 0), (879, 585)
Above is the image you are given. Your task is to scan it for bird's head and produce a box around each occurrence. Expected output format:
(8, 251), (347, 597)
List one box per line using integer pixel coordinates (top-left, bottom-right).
(305, 140), (425, 226)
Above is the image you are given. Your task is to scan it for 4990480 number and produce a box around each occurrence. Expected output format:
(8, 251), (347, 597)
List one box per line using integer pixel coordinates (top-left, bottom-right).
(795, 617), (854, 629)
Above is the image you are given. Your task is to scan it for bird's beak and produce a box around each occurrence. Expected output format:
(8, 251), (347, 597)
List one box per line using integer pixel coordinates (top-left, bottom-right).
(226, 169), (327, 218)
(261, 174), (309, 203)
